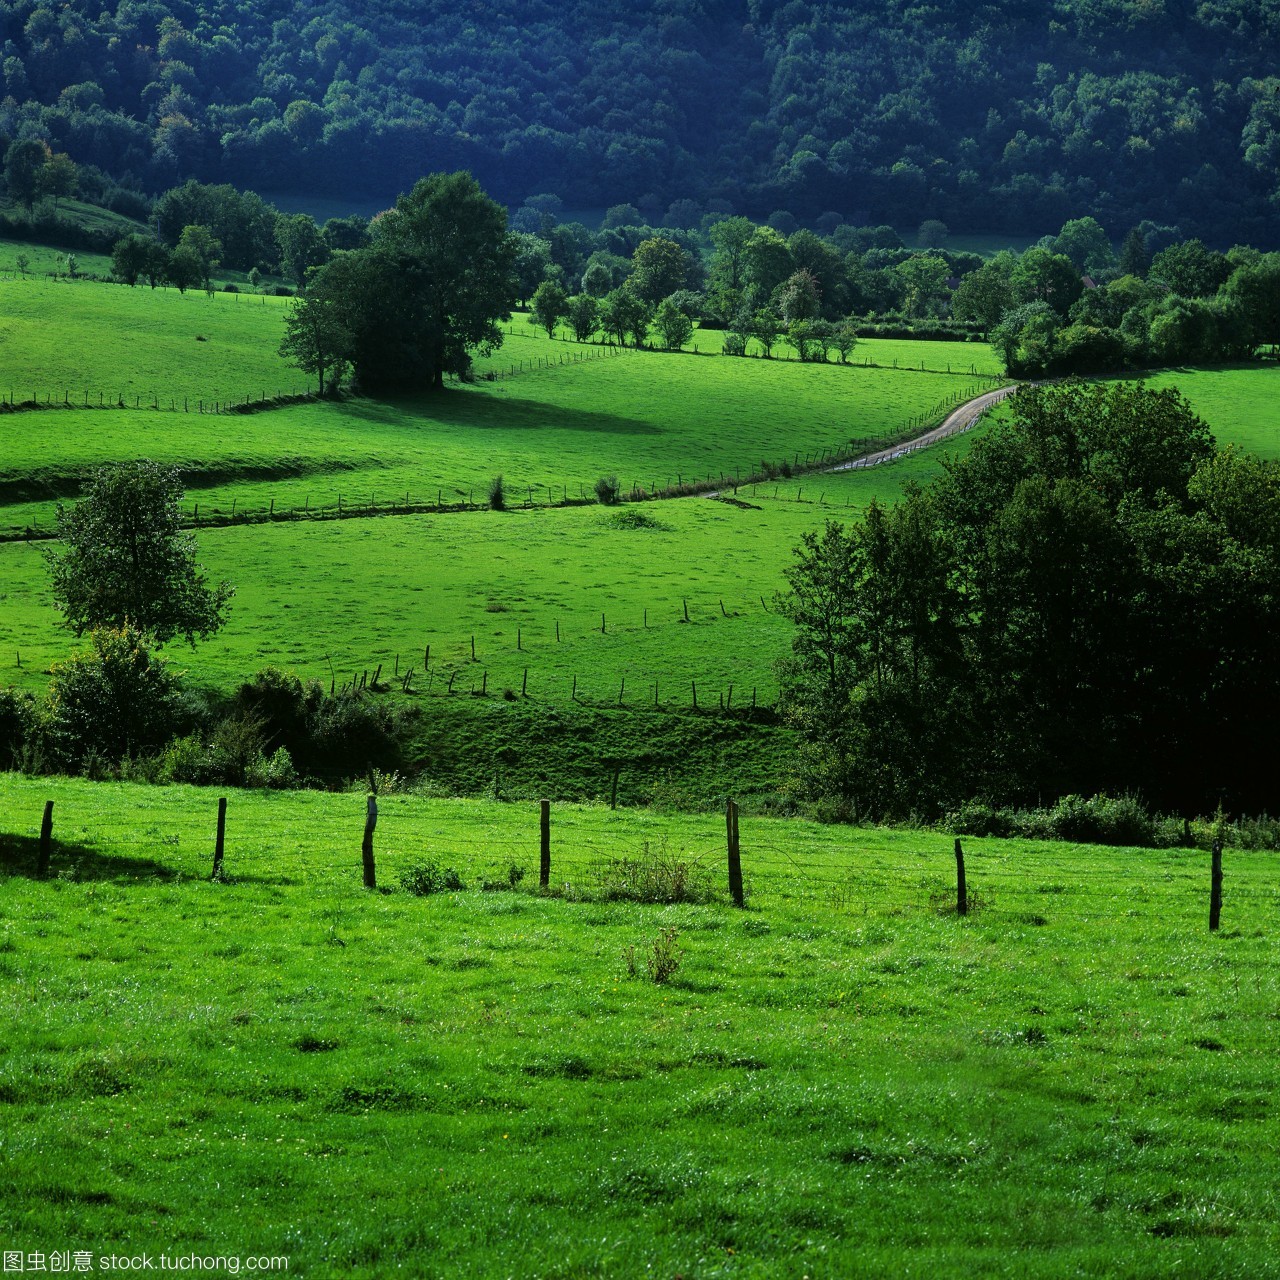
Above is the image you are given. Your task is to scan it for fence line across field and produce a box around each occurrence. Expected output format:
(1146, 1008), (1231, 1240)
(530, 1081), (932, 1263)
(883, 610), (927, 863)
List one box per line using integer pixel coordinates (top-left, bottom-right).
(14, 795), (1264, 935)
(0, 374), (1005, 546)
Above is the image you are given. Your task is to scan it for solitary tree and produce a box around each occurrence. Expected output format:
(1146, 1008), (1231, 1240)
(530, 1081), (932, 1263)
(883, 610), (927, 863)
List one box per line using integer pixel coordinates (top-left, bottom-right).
(629, 236), (691, 305)
(275, 213), (329, 286)
(4, 138), (49, 212)
(176, 224), (222, 291)
(280, 277), (353, 395)
(531, 279), (569, 337)
(653, 297), (694, 350)
(566, 293), (600, 342)
(368, 170), (518, 390)
(37, 151), (77, 211)
(600, 286), (651, 346)
(45, 461), (233, 646)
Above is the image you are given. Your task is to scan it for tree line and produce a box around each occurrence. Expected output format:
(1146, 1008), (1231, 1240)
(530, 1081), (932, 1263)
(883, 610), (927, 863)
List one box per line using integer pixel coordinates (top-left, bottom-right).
(0, 1), (1278, 242)
(778, 381), (1280, 819)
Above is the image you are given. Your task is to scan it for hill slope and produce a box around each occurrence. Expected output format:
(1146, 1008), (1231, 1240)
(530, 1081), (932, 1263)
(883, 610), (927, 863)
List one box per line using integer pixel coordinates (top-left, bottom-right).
(1, 1), (1278, 240)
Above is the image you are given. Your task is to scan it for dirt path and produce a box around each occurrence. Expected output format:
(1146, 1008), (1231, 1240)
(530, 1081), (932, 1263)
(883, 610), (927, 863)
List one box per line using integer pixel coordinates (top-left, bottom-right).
(826, 382), (1021, 474)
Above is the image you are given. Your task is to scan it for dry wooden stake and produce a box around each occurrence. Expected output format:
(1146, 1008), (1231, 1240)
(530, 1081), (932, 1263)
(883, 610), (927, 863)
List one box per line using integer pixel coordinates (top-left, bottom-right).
(954, 838), (968, 916)
(540, 800), (551, 888)
(361, 792), (378, 889)
(1209, 839), (1223, 931)
(726, 800), (743, 907)
(212, 797), (227, 880)
(37, 800), (53, 878)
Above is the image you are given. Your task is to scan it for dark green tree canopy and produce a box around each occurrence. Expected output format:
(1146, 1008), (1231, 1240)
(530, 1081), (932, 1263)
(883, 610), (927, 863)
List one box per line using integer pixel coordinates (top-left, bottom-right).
(45, 461), (233, 646)
(288, 171), (517, 393)
(779, 382), (1280, 818)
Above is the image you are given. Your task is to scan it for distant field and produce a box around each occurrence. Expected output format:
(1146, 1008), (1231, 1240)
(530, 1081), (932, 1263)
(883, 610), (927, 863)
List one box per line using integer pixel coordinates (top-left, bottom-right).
(1138, 366), (1280, 459)
(0, 430), (978, 712)
(647, 319), (1004, 375)
(1, 774), (1277, 1277)
(0, 277), (307, 406)
(0, 289), (990, 531)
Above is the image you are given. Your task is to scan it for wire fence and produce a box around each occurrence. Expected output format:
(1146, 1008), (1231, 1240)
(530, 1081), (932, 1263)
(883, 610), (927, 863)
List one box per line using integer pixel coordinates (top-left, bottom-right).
(5, 789), (1276, 933)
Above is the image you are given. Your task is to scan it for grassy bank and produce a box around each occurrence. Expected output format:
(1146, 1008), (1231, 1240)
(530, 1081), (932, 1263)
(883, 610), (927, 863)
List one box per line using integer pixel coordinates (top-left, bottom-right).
(1, 775), (1277, 1277)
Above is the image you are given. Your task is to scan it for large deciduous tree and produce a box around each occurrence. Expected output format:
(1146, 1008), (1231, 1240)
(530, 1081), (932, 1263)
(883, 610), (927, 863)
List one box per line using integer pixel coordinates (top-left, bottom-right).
(628, 236), (690, 305)
(45, 462), (233, 647)
(288, 171), (517, 393)
(367, 170), (518, 390)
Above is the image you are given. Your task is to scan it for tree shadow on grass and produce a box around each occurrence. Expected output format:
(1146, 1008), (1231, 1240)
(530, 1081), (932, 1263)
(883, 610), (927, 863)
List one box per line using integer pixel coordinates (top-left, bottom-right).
(339, 388), (662, 437)
(0, 833), (178, 882)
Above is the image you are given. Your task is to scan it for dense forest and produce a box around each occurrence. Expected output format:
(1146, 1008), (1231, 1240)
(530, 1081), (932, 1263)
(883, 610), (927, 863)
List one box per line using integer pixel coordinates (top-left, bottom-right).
(1, 1), (1279, 241)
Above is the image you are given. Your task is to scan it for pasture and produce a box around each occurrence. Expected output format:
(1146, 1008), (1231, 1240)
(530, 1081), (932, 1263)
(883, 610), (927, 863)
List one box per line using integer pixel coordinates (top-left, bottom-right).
(1, 775), (1277, 1277)
(0, 274), (1275, 799)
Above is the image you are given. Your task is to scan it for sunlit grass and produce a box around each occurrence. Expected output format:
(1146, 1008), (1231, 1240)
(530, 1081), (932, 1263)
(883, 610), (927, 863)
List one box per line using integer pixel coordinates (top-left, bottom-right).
(0, 774), (1276, 1277)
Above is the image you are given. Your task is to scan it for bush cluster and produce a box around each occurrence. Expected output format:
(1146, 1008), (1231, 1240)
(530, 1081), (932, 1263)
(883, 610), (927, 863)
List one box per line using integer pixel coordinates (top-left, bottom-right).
(947, 795), (1162, 848)
(1, 648), (403, 790)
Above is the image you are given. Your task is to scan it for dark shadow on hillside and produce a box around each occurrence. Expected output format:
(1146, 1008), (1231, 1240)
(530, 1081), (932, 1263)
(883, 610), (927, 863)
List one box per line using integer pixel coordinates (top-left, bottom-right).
(0, 833), (178, 882)
(340, 389), (661, 437)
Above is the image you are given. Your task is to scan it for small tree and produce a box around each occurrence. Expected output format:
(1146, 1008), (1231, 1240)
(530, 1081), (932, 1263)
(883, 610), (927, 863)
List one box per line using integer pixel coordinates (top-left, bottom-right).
(751, 308), (781, 357)
(831, 319), (859, 363)
(275, 213), (329, 286)
(15, 253), (30, 278)
(165, 246), (203, 293)
(488, 474), (506, 511)
(595, 475), (621, 505)
(600, 286), (650, 347)
(45, 461), (233, 646)
(37, 151), (77, 212)
(566, 293), (600, 342)
(4, 139), (49, 213)
(531, 279), (569, 338)
(653, 297), (694, 350)
(112, 234), (152, 286)
(47, 623), (184, 765)
(176, 224), (222, 290)
(280, 281), (352, 395)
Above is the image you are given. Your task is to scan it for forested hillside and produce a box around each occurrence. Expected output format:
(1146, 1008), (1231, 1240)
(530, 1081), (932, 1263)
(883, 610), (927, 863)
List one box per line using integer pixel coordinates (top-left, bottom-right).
(2, 0), (1279, 240)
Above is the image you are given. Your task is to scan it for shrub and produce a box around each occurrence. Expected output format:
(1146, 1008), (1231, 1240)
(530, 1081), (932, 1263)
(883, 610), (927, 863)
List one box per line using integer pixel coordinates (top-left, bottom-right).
(647, 927), (682, 983)
(161, 733), (216, 784)
(207, 711), (268, 785)
(46, 624), (184, 767)
(487, 474), (506, 511)
(307, 691), (400, 776)
(0, 688), (37, 768)
(245, 746), (299, 789)
(945, 799), (1014, 838)
(594, 474), (621, 505)
(592, 842), (717, 903)
(481, 862), (526, 891)
(1047, 794), (1157, 847)
(399, 859), (465, 895)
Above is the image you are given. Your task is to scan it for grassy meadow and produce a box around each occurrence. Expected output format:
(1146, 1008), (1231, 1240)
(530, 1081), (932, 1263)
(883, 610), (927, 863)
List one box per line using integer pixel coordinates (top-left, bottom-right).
(2, 243), (1280, 1277)
(0, 272), (1275, 797)
(1, 775), (1278, 1277)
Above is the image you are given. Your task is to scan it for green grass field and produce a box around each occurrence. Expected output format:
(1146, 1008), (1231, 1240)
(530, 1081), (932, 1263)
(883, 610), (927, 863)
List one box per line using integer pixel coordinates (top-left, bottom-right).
(0, 287), (993, 534)
(1138, 366), (1280, 459)
(1, 775), (1277, 1278)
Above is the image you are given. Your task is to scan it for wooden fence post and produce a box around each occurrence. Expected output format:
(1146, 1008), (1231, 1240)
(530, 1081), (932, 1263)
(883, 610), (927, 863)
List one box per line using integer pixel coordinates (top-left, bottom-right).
(211, 797), (227, 879)
(362, 794), (378, 889)
(954, 838), (968, 916)
(610, 767), (621, 809)
(726, 799), (744, 907)
(540, 800), (551, 888)
(1209, 838), (1223, 932)
(37, 800), (53, 877)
